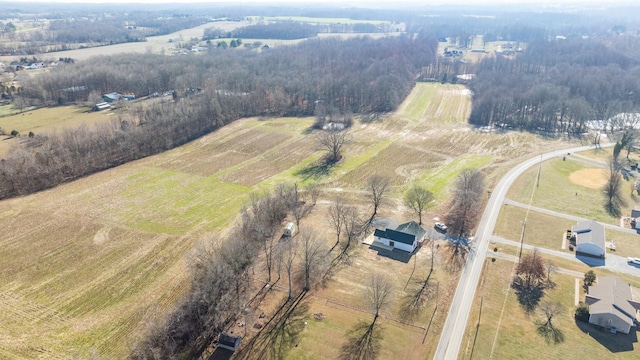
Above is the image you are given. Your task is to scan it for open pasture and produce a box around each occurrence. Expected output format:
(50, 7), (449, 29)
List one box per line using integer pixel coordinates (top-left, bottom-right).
(0, 105), (111, 157)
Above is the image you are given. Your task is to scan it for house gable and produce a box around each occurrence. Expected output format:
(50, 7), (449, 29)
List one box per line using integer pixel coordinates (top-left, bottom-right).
(587, 276), (639, 333)
(572, 220), (605, 257)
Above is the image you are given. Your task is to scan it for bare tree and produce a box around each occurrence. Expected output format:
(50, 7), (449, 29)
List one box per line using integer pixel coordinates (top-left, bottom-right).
(281, 238), (297, 299)
(442, 238), (470, 272)
(603, 160), (626, 217)
(365, 175), (390, 222)
(343, 205), (365, 253)
(404, 184), (434, 225)
(444, 168), (485, 238)
(305, 182), (321, 206)
(545, 261), (558, 288)
(300, 229), (329, 291)
(327, 197), (347, 250)
(317, 129), (350, 163)
(365, 273), (394, 323)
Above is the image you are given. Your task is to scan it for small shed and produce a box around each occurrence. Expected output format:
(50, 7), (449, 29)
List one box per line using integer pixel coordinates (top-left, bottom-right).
(283, 222), (297, 237)
(218, 332), (242, 351)
(94, 102), (111, 111)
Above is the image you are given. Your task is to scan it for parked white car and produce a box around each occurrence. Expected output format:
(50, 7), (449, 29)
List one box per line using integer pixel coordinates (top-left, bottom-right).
(435, 222), (448, 232)
(627, 257), (640, 265)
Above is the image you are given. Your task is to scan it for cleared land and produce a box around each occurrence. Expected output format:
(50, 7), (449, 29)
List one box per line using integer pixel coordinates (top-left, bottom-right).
(0, 82), (573, 358)
(0, 105), (113, 156)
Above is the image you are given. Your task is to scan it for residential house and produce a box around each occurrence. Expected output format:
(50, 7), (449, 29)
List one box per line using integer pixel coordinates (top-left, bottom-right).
(373, 221), (425, 253)
(586, 276), (640, 334)
(102, 92), (121, 103)
(571, 220), (605, 258)
(217, 332), (242, 351)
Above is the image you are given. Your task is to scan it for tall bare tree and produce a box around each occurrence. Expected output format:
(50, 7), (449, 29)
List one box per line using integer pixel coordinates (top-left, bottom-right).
(300, 229), (329, 291)
(365, 175), (390, 222)
(536, 301), (565, 344)
(404, 184), (434, 225)
(317, 129), (350, 163)
(343, 205), (365, 253)
(281, 237), (297, 299)
(444, 168), (485, 238)
(327, 197), (347, 250)
(365, 273), (394, 323)
(603, 160), (626, 217)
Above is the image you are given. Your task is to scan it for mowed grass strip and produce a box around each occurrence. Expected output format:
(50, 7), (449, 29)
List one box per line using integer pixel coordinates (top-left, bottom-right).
(461, 258), (639, 360)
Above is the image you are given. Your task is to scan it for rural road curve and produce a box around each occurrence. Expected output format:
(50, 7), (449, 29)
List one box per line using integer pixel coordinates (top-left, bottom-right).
(433, 142), (613, 360)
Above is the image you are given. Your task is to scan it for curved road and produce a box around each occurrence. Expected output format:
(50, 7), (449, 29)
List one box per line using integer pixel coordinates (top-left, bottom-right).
(433, 143), (613, 360)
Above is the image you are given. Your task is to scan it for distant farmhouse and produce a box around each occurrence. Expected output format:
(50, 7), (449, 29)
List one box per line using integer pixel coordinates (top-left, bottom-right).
(102, 92), (122, 103)
(585, 276), (640, 334)
(373, 221), (426, 253)
(570, 220), (605, 259)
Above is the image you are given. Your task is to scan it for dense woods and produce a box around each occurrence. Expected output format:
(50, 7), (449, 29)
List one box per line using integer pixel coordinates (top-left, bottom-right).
(0, 35), (436, 199)
(468, 38), (640, 134)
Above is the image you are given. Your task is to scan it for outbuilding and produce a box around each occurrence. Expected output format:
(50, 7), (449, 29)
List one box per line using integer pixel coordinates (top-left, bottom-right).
(283, 222), (297, 237)
(218, 332), (242, 351)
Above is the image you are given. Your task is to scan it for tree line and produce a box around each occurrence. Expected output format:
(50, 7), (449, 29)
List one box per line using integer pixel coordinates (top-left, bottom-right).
(467, 37), (640, 134)
(3, 35), (436, 200)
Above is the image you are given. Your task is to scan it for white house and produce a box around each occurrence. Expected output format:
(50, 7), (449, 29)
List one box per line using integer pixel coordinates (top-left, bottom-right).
(586, 276), (640, 334)
(571, 220), (605, 259)
(373, 221), (425, 253)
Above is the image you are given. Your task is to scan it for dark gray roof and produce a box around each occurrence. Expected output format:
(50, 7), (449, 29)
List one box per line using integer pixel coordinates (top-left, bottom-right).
(374, 228), (415, 245)
(572, 220), (605, 249)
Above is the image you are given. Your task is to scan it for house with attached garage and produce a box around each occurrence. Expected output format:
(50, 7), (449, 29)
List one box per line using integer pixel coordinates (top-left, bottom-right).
(585, 276), (640, 334)
(570, 220), (605, 259)
(373, 221), (426, 253)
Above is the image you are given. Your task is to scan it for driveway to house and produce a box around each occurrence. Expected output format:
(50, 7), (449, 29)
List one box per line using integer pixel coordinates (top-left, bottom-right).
(433, 143), (613, 360)
(503, 198), (640, 235)
(490, 236), (640, 276)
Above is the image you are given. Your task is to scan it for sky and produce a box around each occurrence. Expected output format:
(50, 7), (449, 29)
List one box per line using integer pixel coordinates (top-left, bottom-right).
(5, 0), (633, 4)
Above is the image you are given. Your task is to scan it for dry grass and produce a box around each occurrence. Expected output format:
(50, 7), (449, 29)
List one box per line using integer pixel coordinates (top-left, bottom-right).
(0, 106), (112, 156)
(460, 258), (639, 360)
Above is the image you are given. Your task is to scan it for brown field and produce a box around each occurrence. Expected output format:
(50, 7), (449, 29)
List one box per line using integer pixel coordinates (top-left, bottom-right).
(569, 168), (608, 189)
(0, 82), (576, 358)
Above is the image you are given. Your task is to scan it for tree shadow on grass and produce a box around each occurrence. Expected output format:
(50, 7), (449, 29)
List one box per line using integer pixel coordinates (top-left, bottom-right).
(235, 292), (309, 360)
(511, 279), (545, 314)
(536, 322), (565, 344)
(340, 321), (383, 360)
(295, 161), (335, 180)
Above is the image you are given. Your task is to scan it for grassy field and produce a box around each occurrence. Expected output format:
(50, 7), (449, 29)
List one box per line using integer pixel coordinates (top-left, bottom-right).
(507, 156), (638, 225)
(0, 82), (574, 358)
(0, 106), (112, 156)
(459, 257), (639, 360)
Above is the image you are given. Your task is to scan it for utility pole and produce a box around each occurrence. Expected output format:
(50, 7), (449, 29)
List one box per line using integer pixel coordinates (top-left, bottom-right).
(518, 221), (526, 261)
(536, 153), (542, 188)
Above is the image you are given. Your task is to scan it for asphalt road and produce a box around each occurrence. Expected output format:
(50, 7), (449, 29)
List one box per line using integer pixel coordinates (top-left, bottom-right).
(433, 143), (613, 360)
